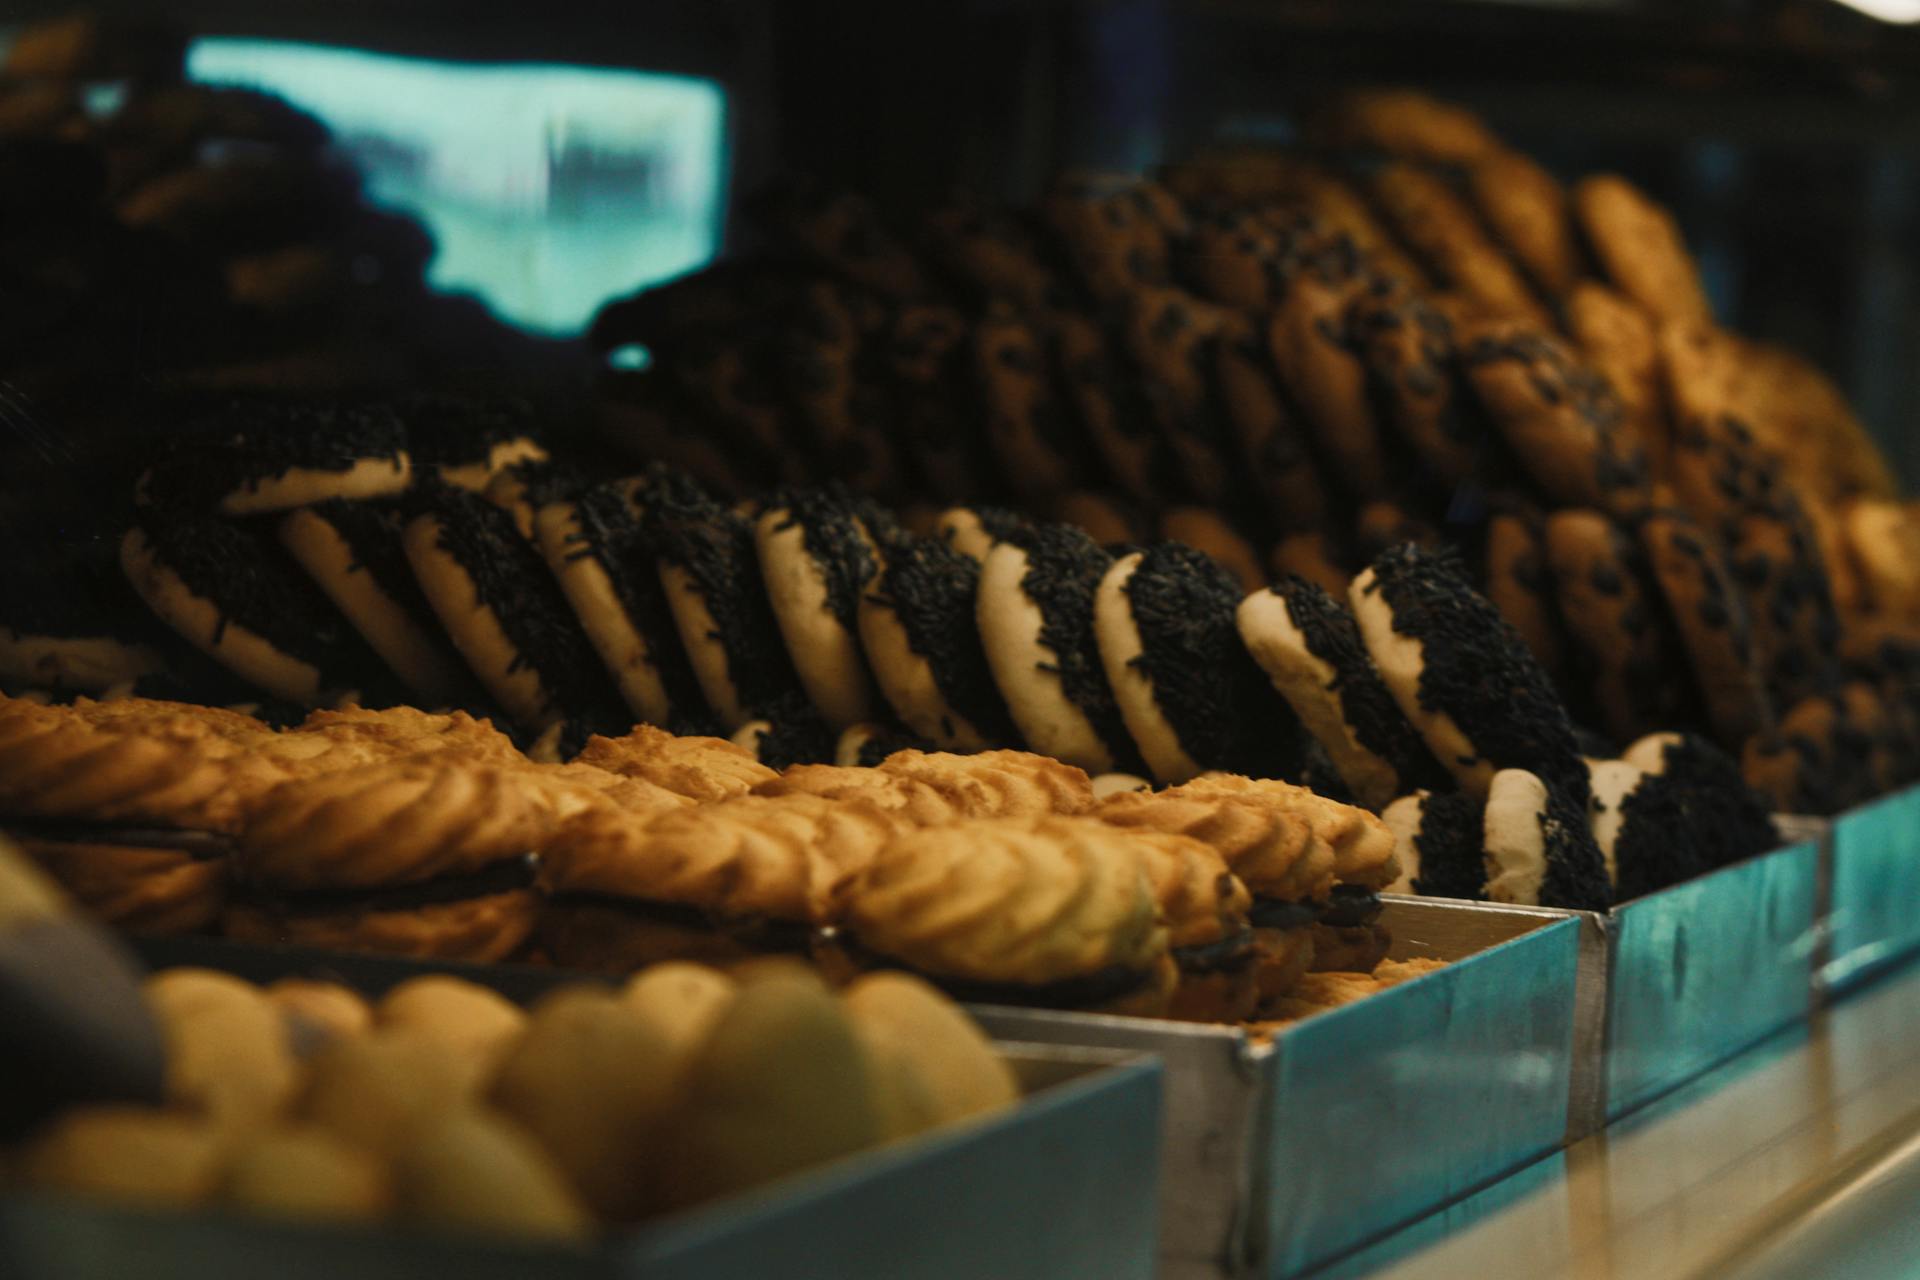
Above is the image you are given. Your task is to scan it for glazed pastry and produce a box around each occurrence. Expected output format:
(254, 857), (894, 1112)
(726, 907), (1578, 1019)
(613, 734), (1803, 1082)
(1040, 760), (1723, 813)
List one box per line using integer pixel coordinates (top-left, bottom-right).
(572, 721), (776, 801)
(858, 535), (1018, 751)
(135, 398), (411, 517)
(403, 484), (625, 741)
(538, 792), (900, 971)
(1480, 768), (1611, 911)
(833, 815), (1175, 1016)
(1237, 577), (1451, 810)
(1095, 544), (1303, 784)
(279, 501), (472, 707)
(123, 512), (389, 708)
(399, 393), (547, 491)
(533, 478), (706, 728)
(1381, 789), (1487, 900)
(1350, 544), (1587, 802)
(754, 486), (885, 730)
(976, 524), (1144, 774)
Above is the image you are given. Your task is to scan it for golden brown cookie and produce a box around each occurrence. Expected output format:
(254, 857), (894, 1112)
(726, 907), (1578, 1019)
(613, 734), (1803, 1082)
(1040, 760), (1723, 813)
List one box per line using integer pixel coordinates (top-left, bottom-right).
(1639, 510), (1773, 747)
(1037, 173), (1186, 305)
(1351, 288), (1481, 487)
(1465, 149), (1584, 299)
(572, 722), (776, 801)
(1304, 90), (1504, 165)
(1263, 238), (1391, 499)
(887, 302), (993, 502)
(1212, 310), (1330, 530)
(1122, 286), (1242, 507)
(1128, 829), (1259, 1022)
(1369, 164), (1546, 324)
(1566, 283), (1668, 479)
(1573, 175), (1712, 325)
(1049, 311), (1172, 508)
(974, 312), (1089, 502)
(1483, 511), (1568, 685)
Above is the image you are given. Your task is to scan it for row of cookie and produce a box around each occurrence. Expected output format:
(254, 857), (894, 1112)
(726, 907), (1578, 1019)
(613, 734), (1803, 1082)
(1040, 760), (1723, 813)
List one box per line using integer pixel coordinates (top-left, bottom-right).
(16, 948), (1017, 1233)
(0, 694), (1404, 1017)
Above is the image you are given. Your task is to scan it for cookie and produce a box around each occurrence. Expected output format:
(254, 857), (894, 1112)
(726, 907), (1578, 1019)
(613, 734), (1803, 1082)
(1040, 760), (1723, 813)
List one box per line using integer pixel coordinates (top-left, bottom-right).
(1481, 768), (1611, 910)
(1050, 310), (1170, 507)
(1544, 509), (1691, 743)
(398, 394), (548, 493)
(641, 471), (813, 734)
(1180, 205), (1289, 310)
(886, 303), (992, 502)
(1263, 236), (1392, 499)
(745, 178), (929, 300)
(573, 722), (776, 802)
(1572, 175), (1712, 325)
(1269, 532), (1352, 598)
(754, 486), (886, 730)
(532, 479), (707, 729)
(1122, 286), (1242, 507)
(920, 201), (1063, 312)
(1037, 173), (1185, 306)
(858, 535), (1018, 751)
(1051, 491), (1147, 548)
(935, 504), (1031, 564)
(1238, 577), (1450, 810)
(667, 330), (803, 485)
(1304, 90), (1503, 166)
(728, 690), (839, 770)
(1352, 288), (1483, 488)
(121, 512), (387, 709)
(1353, 501), (1441, 567)
(136, 398), (411, 516)
(1381, 789), (1486, 900)
(1457, 317), (1653, 518)
(1368, 163), (1546, 324)
(1739, 694), (1853, 816)
(1094, 543), (1302, 783)
(1464, 149), (1584, 299)
(1159, 508), (1265, 595)
(1350, 544), (1587, 802)
(1638, 509), (1772, 747)
(1728, 500), (1844, 709)
(279, 501), (472, 708)
(403, 483), (625, 740)
(1483, 511), (1568, 686)
(974, 312), (1090, 501)
(781, 281), (905, 496)
(832, 721), (930, 769)
(483, 459), (582, 542)
(1212, 309), (1330, 530)
(1565, 283), (1667, 479)
(976, 525), (1144, 775)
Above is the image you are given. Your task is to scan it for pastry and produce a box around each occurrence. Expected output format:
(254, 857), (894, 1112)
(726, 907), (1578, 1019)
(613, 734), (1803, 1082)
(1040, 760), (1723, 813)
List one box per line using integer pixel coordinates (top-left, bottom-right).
(1572, 174), (1713, 325)
(265, 979), (372, 1051)
(21, 1105), (225, 1209)
(1350, 544), (1587, 802)
(1159, 508), (1266, 594)
(1237, 576), (1451, 810)
(1051, 310), (1170, 506)
(537, 793), (899, 971)
(403, 483), (625, 741)
(833, 721), (928, 767)
(533, 478), (707, 729)
(298, 1031), (486, 1158)
(136, 398), (411, 516)
(1457, 317), (1652, 518)
(1381, 789), (1487, 899)
(144, 968), (299, 1130)
(1639, 509), (1773, 747)
(399, 393), (547, 491)
(1481, 768), (1611, 910)
(858, 534), (1018, 751)
(1465, 149), (1583, 299)
(841, 971), (1019, 1135)
(1483, 510), (1568, 684)
(935, 503), (1031, 564)
(487, 988), (677, 1220)
(1369, 163), (1546, 323)
(375, 976), (525, 1066)
(1264, 236), (1392, 499)
(394, 1108), (592, 1239)
(976, 524), (1145, 774)
(754, 486), (886, 730)
(219, 1125), (390, 1222)
(1095, 544), (1303, 783)
(752, 748), (1095, 825)
(727, 689), (840, 769)
(279, 501), (472, 707)
(620, 962), (739, 1061)
(122, 512), (389, 708)
(484, 457), (582, 542)
(974, 312), (1089, 501)
(1126, 829), (1260, 1022)
(833, 816), (1176, 1016)
(642, 470), (817, 734)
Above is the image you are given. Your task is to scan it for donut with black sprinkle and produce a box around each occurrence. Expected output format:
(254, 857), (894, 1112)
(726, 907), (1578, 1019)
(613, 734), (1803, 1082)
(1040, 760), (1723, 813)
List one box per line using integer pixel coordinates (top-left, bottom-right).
(858, 535), (1018, 751)
(1382, 789), (1487, 900)
(135, 397), (411, 516)
(640, 470), (808, 733)
(402, 482), (626, 740)
(279, 499), (473, 707)
(1482, 768), (1611, 911)
(121, 505), (393, 708)
(1094, 542), (1303, 784)
(754, 484), (887, 730)
(1238, 575), (1451, 811)
(396, 393), (548, 492)
(532, 477), (707, 728)
(977, 523), (1146, 775)
(1350, 543), (1587, 804)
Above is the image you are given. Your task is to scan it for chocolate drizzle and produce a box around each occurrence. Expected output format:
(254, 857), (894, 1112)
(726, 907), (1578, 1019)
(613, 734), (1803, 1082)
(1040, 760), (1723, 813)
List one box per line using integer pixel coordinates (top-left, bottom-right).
(1366, 544), (1587, 805)
(1004, 523), (1145, 772)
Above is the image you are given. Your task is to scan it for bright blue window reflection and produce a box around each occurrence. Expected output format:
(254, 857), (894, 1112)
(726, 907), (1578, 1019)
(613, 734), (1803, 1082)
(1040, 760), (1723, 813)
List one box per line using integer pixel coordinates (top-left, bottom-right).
(187, 39), (726, 336)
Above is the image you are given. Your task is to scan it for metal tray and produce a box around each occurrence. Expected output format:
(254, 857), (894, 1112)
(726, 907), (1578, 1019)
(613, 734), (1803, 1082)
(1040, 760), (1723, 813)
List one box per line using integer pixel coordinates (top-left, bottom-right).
(1823, 784), (1920, 998)
(968, 896), (1583, 1279)
(8, 942), (1164, 1280)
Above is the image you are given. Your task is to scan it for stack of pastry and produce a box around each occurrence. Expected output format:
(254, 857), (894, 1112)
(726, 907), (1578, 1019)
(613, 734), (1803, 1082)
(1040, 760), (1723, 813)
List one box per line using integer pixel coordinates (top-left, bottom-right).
(11, 959), (1020, 1234)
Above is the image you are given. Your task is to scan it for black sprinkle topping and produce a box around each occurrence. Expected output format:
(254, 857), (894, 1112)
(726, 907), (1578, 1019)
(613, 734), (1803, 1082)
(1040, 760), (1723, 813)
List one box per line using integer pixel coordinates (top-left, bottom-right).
(1368, 545), (1587, 805)
(739, 689), (836, 769)
(1123, 543), (1302, 777)
(1411, 791), (1488, 900)
(867, 536), (1018, 743)
(411, 483), (625, 732)
(1002, 523), (1145, 772)
(639, 470), (804, 714)
(395, 393), (538, 467)
(1632, 734), (1777, 876)
(845, 722), (931, 767)
(766, 483), (882, 632)
(139, 397), (408, 511)
(946, 505), (1032, 550)
(304, 499), (441, 634)
(1271, 576), (1453, 794)
(1536, 784), (1612, 911)
(562, 480), (709, 723)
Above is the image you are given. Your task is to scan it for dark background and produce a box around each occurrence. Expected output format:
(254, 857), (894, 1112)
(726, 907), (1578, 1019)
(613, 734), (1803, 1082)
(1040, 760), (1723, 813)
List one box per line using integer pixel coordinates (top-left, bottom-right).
(20, 0), (1920, 482)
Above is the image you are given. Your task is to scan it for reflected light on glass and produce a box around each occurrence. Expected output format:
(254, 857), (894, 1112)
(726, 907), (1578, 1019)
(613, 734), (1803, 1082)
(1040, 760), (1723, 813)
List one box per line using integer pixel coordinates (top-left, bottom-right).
(1827, 0), (1920, 21)
(187, 39), (727, 336)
